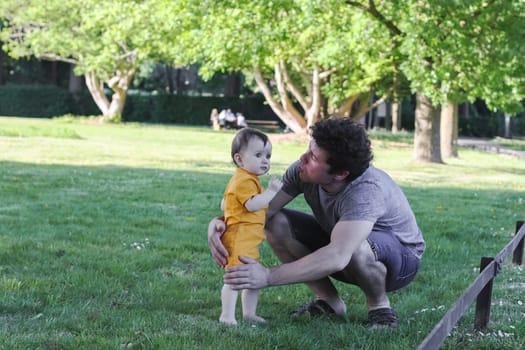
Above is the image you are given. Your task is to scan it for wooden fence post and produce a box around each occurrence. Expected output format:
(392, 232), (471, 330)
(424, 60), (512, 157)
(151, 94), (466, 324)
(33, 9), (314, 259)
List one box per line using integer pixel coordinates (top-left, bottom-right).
(474, 257), (494, 330)
(512, 221), (524, 265)
(417, 220), (525, 349)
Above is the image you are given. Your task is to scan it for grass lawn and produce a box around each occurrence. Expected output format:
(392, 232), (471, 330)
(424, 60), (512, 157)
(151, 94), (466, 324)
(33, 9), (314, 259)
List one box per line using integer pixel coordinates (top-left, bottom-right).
(1, 116), (524, 349)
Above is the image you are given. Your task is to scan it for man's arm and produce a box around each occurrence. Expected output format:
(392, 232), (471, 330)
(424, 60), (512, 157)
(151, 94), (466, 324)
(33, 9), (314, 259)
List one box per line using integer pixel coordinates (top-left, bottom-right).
(207, 216), (228, 267)
(266, 190), (293, 220)
(223, 220), (374, 289)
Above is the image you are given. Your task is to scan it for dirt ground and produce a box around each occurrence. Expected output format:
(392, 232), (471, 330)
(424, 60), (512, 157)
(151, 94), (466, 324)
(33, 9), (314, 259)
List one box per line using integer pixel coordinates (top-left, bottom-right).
(268, 132), (310, 144)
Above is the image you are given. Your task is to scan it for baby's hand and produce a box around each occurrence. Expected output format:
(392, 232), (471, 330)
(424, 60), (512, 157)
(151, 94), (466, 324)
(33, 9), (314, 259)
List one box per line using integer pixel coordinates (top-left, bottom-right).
(267, 176), (283, 193)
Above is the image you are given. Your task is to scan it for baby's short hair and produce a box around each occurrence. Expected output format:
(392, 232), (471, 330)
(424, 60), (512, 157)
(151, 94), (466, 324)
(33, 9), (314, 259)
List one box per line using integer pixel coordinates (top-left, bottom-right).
(231, 128), (269, 164)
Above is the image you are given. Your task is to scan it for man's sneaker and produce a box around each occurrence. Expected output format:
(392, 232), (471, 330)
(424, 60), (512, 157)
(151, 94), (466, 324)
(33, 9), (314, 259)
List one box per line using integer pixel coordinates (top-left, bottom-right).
(291, 299), (335, 317)
(368, 307), (399, 328)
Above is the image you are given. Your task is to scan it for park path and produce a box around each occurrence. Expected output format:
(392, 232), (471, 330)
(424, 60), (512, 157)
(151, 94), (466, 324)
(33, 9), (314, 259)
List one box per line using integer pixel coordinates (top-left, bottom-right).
(269, 133), (525, 160)
(458, 137), (525, 160)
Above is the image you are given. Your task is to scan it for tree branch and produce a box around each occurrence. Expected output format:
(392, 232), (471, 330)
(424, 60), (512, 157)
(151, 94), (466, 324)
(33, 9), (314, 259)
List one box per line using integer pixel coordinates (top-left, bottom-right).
(346, 0), (402, 36)
(280, 60), (308, 112)
(253, 66), (284, 116)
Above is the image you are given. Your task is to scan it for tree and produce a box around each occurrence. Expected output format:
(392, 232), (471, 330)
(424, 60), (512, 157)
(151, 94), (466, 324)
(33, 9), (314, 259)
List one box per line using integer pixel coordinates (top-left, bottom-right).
(0, 0), (183, 120)
(177, 0), (396, 133)
(346, 0), (525, 162)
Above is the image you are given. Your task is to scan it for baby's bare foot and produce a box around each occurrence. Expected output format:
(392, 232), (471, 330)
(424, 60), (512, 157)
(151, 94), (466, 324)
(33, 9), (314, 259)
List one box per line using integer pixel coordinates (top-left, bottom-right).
(243, 315), (267, 323)
(219, 317), (238, 325)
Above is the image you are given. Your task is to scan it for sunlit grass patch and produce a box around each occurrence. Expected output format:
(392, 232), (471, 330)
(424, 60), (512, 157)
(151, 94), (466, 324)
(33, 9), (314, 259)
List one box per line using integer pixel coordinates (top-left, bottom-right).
(0, 117), (82, 139)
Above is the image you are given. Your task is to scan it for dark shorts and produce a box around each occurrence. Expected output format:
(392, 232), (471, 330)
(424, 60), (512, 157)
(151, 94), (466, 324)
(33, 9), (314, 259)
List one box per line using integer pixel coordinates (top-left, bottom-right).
(281, 208), (420, 292)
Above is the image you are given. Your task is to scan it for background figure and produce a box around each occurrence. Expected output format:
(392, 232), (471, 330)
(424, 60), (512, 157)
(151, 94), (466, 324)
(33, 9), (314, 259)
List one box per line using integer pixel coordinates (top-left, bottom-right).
(210, 108), (220, 130)
(218, 109), (227, 129)
(219, 128), (282, 325)
(224, 109), (237, 129)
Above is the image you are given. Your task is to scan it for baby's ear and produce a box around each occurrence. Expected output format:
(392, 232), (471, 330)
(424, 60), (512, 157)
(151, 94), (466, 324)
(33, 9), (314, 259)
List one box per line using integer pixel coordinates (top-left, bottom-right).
(233, 153), (242, 166)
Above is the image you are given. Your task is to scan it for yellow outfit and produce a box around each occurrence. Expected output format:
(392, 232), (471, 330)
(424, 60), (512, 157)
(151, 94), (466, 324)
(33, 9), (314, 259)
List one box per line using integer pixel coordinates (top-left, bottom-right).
(222, 168), (267, 268)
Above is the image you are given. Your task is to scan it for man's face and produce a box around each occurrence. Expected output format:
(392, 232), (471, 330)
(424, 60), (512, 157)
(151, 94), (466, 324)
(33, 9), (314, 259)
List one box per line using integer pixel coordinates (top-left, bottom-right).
(297, 140), (333, 184)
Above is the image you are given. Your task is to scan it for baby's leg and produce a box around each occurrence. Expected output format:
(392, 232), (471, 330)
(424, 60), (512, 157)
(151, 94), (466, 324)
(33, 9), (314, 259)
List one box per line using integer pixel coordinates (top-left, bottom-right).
(242, 289), (266, 323)
(220, 284), (238, 325)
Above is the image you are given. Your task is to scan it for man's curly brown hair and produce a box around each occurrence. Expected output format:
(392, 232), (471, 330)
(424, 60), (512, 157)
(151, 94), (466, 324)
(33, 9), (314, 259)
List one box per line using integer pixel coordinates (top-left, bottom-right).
(311, 117), (373, 182)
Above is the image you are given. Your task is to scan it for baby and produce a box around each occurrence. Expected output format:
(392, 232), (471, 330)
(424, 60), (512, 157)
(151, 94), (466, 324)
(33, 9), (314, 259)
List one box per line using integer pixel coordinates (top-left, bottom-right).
(219, 128), (282, 325)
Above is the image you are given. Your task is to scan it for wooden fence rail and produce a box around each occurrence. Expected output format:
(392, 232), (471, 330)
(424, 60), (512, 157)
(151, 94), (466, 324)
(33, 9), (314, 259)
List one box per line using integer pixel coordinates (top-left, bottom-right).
(417, 221), (524, 350)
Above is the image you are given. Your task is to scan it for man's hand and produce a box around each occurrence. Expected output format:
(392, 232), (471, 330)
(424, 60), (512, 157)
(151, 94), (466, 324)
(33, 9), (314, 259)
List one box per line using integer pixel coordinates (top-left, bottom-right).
(267, 176), (283, 193)
(207, 217), (228, 267)
(223, 256), (270, 290)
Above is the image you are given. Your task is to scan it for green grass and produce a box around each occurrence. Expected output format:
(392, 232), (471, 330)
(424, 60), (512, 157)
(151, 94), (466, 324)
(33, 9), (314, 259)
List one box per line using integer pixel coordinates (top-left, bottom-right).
(492, 137), (525, 152)
(1, 116), (524, 349)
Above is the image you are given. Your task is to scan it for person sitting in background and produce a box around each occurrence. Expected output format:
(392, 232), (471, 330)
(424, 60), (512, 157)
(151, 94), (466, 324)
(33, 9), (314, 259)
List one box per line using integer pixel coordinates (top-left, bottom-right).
(236, 113), (247, 129)
(224, 109), (237, 129)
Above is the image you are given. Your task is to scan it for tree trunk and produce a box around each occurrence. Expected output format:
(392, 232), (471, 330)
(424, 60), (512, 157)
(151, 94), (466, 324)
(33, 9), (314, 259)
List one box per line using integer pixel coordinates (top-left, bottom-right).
(224, 72), (241, 97)
(440, 102), (458, 158)
(253, 66), (307, 133)
(0, 48), (5, 85)
(349, 93), (387, 122)
(85, 72), (111, 116)
(165, 65), (174, 94)
(175, 68), (184, 95)
(384, 102), (392, 131)
(413, 93), (443, 163)
(504, 113), (512, 138)
(50, 61), (59, 85)
(84, 69), (134, 120)
(391, 101), (401, 133)
(303, 66), (322, 128)
(68, 64), (83, 94)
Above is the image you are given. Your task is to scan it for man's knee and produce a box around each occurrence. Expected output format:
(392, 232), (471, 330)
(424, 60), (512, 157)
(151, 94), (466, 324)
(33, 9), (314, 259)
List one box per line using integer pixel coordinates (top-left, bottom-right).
(350, 240), (375, 266)
(347, 240), (386, 278)
(265, 211), (291, 244)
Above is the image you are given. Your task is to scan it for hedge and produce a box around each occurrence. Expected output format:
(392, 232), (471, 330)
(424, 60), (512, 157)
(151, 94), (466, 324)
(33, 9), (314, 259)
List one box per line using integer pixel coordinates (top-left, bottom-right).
(0, 84), (280, 124)
(1, 84), (524, 137)
(0, 84), (72, 117)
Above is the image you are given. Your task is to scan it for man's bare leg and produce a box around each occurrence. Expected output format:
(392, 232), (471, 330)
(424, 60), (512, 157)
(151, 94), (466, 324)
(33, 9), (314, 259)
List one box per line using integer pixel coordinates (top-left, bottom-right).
(342, 241), (390, 311)
(265, 212), (346, 315)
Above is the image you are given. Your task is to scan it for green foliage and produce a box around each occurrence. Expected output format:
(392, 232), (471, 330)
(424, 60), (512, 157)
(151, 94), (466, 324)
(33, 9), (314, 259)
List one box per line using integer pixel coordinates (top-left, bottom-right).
(390, 0), (525, 111)
(180, 0), (397, 117)
(0, 117), (524, 349)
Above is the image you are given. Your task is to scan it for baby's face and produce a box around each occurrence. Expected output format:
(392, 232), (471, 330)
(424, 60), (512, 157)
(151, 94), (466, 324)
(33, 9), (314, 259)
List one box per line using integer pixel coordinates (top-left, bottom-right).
(236, 137), (272, 176)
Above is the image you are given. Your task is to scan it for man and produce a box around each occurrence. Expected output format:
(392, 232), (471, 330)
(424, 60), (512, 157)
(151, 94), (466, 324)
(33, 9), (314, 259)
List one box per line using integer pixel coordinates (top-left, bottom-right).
(208, 117), (425, 327)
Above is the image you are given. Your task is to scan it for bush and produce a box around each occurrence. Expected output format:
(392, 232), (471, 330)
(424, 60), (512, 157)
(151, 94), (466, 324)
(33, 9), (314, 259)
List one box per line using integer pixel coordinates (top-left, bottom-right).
(0, 84), (281, 124)
(122, 93), (279, 125)
(0, 84), (71, 117)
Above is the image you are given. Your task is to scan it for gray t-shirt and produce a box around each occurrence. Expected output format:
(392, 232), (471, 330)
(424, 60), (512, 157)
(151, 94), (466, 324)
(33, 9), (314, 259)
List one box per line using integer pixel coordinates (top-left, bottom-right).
(282, 161), (425, 258)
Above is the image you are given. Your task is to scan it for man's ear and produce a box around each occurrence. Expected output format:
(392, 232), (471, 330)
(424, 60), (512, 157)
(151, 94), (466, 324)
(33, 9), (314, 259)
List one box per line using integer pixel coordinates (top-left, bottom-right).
(333, 170), (350, 181)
